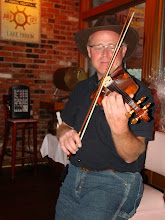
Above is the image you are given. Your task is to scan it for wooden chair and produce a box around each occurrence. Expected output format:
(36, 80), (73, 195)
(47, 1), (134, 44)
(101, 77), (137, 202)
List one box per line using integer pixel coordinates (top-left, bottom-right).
(130, 131), (165, 220)
(0, 95), (38, 180)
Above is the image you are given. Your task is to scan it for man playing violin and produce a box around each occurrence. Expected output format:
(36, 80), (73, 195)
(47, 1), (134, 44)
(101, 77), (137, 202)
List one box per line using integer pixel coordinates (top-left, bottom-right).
(55, 15), (155, 220)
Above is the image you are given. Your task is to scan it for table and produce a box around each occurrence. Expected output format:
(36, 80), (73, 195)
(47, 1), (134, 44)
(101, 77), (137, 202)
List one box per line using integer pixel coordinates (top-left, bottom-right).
(40, 133), (69, 166)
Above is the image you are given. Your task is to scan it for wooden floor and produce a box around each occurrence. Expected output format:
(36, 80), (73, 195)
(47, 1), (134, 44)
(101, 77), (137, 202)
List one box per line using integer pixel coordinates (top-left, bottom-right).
(0, 162), (65, 220)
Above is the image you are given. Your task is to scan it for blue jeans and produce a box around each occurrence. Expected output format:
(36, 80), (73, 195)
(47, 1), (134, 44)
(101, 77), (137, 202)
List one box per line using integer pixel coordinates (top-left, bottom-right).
(55, 164), (143, 220)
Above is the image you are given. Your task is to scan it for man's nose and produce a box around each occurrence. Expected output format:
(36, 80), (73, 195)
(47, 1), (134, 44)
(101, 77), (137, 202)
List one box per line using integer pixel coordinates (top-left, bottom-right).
(102, 47), (109, 56)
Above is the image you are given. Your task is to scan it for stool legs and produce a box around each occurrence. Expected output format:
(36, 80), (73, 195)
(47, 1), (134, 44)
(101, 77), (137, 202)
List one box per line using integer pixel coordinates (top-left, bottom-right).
(0, 123), (10, 171)
(22, 126), (25, 167)
(1, 121), (38, 180)
(33, 122), (37, 175)
(11, 124), (17, 181)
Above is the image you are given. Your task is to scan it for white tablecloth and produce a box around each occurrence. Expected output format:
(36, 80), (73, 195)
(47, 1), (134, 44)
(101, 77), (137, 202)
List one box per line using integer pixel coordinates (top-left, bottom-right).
(40, 133), (69, 166)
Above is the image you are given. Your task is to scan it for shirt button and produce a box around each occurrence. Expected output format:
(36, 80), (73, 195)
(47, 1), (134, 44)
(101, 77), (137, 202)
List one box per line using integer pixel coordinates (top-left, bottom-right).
(77, 159), (81, 162)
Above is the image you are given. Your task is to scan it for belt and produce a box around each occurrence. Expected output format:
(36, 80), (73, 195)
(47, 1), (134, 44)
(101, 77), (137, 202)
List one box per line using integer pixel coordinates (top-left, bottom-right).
(79, 167), (116, 172)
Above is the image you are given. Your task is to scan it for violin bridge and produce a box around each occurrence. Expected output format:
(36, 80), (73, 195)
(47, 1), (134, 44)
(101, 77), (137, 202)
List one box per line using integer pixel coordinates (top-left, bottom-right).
(103, 76), (113, 87)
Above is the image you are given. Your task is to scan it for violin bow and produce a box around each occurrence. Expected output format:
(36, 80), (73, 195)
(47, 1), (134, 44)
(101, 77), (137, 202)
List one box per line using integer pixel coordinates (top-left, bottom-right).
(79, 8), (136, 141)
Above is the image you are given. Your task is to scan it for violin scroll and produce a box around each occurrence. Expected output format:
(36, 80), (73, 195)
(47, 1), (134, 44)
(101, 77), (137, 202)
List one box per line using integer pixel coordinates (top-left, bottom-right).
(125, 97), (151, 124)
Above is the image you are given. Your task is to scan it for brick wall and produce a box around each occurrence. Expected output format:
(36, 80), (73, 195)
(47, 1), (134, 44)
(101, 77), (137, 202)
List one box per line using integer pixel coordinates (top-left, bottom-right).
(0, 0), (80, 165)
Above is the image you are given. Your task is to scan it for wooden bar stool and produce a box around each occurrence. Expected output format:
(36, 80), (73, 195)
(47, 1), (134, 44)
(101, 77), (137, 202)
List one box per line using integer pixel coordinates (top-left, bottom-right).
(0, 95), (38, 180)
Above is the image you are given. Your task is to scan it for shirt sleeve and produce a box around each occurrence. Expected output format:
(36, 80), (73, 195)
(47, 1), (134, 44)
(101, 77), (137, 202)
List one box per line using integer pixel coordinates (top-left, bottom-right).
(129, 77), (155, 141)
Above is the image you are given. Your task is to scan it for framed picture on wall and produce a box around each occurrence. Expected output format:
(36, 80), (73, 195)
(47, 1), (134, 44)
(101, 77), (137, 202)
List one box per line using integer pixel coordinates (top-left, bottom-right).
(0, 0), (41, 43)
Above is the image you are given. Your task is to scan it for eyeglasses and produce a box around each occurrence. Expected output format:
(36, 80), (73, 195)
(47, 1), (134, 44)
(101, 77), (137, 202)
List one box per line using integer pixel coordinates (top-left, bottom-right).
(88, 44), (117, 53)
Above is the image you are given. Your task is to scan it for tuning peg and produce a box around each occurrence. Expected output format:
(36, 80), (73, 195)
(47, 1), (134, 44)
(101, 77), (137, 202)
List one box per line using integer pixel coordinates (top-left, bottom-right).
(137, 97), (146, 104)
(126, 97), (147, 119)
(131, 117), (139, 124)
(125, 110), (134, 118)
(142, 103), (151, 109)
(131, 103), (151, 124)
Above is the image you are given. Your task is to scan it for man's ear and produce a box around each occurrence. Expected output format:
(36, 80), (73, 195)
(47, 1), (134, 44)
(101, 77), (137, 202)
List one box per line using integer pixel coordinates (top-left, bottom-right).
(122, 46), (127, 58)
(87, 46), (91, 58)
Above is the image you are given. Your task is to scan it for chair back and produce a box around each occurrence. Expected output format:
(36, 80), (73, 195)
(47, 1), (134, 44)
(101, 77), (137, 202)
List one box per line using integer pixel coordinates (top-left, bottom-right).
(3, 95), (10, 121)
(145, 131), (165, 176)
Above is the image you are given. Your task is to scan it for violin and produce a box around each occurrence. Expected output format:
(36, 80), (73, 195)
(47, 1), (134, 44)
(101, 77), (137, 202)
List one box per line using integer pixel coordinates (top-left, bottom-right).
(91, 66), (151, 124)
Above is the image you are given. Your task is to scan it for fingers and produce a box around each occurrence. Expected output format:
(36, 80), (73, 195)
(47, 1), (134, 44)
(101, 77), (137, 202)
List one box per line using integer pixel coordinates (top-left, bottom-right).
(102, 92), (133, 113)
(102, 92), (130, 125)
(125, 102), (131, 112)
(102, 91), (125, 113)
(59, 129), (82, 155)
(102, 92), (131, 134)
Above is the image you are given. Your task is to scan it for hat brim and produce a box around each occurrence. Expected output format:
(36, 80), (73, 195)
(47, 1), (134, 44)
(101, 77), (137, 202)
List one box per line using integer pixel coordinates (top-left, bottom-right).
(75, 25), (139, 61)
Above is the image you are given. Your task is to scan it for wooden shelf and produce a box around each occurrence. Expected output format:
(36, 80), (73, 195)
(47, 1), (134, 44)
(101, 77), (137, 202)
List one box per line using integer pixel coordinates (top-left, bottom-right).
(40, 100), (66, 112)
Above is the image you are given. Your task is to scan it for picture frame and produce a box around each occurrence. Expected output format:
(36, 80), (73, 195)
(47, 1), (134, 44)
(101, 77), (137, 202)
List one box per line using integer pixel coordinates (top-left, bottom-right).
(0, 0), (41, 43)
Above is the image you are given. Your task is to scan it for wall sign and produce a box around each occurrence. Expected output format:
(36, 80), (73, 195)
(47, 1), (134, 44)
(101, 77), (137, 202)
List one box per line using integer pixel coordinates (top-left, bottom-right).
(0, 0), (41, 43)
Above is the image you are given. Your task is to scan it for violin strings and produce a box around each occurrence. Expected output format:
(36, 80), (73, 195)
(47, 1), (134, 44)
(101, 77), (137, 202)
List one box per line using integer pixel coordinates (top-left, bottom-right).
(110, 82), (141, 111)
(110, 82), (131, 102)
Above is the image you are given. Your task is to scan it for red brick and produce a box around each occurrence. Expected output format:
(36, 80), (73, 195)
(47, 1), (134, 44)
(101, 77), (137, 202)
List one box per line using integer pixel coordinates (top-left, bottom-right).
(3, 46), (25, 52)
(42, 2), (54, 8)
(40, 54), (53, 59)
(47, 8), (60, 13)
(0, 0), (80, 165)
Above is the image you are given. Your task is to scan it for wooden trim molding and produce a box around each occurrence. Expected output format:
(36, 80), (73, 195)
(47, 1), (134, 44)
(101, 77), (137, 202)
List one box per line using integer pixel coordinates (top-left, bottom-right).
(81, 0), (145, 21)
(78, 0), (92, 69)
(142, 0), (164, 84)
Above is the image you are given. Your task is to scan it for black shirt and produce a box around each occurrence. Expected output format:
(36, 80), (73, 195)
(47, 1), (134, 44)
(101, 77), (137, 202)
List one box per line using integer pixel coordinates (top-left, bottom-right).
(61, 72), (155, 172)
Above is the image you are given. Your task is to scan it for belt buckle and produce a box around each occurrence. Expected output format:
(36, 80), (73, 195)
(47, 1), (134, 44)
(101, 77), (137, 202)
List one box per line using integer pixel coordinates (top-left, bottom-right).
(79, 167), (116, 172)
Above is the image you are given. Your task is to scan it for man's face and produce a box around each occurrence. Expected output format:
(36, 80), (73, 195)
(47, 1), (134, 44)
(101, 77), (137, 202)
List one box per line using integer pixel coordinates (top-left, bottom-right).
(87, 30), (127, 80)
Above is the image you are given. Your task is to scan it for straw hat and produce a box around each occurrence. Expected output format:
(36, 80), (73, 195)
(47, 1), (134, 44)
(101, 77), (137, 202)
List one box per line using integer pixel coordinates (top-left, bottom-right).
(75, 15), (139, 60)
